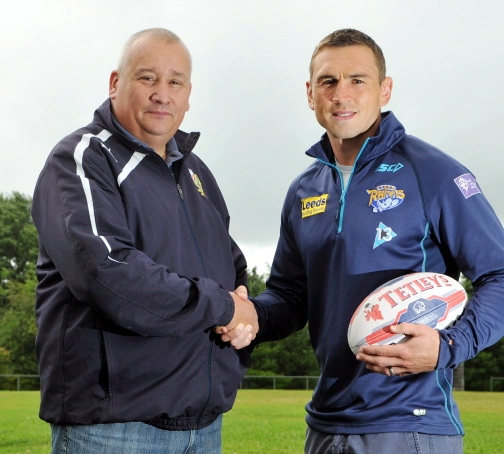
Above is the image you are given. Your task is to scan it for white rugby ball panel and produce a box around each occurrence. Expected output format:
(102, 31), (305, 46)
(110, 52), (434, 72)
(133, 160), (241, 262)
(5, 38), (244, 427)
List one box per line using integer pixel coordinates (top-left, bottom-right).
(348, 272), (467, 355)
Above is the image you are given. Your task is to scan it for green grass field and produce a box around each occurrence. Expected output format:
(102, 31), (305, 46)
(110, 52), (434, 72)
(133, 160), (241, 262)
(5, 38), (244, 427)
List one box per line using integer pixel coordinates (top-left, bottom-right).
(0, 390), (503, 453)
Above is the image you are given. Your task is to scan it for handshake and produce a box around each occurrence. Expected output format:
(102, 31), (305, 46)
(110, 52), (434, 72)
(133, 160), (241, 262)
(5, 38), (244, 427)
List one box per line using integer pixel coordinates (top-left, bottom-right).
(215, 285), (258, 349)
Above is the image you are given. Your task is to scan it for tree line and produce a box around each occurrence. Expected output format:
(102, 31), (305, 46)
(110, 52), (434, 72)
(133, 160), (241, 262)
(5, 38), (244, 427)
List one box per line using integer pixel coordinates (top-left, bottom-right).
(0, 192), (502, 391)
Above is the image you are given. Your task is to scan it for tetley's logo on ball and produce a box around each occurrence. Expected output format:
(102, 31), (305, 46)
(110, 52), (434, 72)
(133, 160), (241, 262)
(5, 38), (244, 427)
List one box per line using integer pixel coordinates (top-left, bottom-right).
(367, 185), (405, 213)
(374, 274), (453, 308)
(301, 194), (328, 218)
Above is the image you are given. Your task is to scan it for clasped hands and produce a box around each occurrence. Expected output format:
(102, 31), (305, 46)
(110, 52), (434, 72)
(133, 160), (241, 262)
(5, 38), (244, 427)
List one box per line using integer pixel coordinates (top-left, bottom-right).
(215, 285), (258, 349)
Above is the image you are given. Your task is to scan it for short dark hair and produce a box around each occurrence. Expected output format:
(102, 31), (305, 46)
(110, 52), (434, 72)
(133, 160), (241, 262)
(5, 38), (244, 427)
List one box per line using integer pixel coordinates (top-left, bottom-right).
(309, 29), (386, 82)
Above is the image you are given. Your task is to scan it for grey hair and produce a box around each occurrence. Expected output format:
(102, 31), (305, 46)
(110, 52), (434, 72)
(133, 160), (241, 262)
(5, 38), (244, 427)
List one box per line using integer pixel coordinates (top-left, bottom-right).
(116, 28), (192, 74)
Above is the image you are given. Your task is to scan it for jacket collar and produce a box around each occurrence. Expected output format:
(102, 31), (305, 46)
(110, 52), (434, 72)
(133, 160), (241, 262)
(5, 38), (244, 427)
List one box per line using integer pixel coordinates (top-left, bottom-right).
(94, 99), (201, 157)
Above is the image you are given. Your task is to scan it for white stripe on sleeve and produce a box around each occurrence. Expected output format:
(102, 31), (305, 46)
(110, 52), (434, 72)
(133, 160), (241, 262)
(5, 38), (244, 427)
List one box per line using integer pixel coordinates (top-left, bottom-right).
(73, 129), (113, 251)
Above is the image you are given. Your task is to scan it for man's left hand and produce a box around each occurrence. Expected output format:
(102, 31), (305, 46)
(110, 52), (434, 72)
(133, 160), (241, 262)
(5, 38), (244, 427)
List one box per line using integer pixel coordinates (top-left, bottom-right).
(355, 322), (440, 377)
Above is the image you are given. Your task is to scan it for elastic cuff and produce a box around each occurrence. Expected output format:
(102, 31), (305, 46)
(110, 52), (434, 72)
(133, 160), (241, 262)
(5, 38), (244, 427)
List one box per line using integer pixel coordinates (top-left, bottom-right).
(217, 288), (235, 326)
(437, 330), (460, 369)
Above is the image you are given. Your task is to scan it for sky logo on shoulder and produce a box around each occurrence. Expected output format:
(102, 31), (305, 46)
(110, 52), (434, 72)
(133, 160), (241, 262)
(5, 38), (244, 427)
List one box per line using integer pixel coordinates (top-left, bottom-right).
(301, 194), (328, 218)
(376, 163), (404, 173)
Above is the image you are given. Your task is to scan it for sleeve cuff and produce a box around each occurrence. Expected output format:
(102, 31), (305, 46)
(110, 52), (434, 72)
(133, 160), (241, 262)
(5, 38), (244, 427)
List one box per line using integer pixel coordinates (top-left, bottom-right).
(437, 330), (461, 369)
(217, 288), (235, 326)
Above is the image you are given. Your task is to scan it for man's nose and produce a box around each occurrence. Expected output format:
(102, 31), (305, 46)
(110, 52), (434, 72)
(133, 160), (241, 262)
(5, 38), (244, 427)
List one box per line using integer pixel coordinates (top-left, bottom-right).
(331, 81), (350, 103)
(151, 83), (172, 105)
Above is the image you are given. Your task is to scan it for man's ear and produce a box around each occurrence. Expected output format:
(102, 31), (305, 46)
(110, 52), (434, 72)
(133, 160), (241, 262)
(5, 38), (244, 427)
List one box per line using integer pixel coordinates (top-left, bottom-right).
(109, 71), (119, 99)
(306, 80), (315, 111)
(186, 83), (192, 112)
(380, 76), (393, 107)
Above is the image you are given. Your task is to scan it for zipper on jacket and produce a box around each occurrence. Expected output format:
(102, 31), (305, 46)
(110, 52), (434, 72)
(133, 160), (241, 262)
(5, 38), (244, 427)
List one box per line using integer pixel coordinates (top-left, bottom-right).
(334, 195), (343, 224)
(168, 163), (213, 428)
(317, 137), (369, 234)
(169, 167), (209, 277)
(176, 183), (184, 200)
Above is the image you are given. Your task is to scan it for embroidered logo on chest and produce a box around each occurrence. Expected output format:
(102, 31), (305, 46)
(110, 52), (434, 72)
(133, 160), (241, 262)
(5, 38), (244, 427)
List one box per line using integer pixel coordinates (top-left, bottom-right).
(366, 185), (405, 213)
(189, 169), (206, 197)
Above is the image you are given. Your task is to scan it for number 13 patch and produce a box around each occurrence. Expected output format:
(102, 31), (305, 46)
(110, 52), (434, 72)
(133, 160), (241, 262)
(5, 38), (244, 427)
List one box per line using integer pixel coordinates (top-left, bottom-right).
(374, 222), (397, 249)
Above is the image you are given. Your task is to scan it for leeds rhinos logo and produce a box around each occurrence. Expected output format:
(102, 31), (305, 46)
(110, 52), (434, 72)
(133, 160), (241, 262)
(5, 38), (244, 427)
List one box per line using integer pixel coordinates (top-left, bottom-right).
(189, 169), (206, 197)
(301, 194), (328, 218)
(367, 185), (405, 213)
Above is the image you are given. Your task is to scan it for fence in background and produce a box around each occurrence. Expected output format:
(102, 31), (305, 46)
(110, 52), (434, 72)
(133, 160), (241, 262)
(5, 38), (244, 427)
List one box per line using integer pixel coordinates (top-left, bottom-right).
(0, 374), (40, 391)
(490, 377), (504, 392)
(0, 374), (318, 392)
(240, 375), (319, 390)
(3, 374), (503, 392)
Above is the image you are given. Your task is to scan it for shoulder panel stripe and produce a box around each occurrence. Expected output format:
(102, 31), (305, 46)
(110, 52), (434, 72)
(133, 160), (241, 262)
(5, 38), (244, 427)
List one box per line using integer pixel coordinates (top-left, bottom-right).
(117, 152), (146, 187)
(73, 129), (113, 250)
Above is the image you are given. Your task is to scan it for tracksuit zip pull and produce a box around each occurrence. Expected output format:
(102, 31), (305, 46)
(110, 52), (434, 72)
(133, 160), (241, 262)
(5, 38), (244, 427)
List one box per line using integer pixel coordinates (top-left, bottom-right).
(334, 196), (343, 223)
(177, 183), (184, 200)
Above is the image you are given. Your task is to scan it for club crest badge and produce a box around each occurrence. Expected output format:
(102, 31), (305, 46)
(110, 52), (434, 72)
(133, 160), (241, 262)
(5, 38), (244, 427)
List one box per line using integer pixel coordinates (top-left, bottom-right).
(367, 185), (405, 213)
(189, 169), (206, 197)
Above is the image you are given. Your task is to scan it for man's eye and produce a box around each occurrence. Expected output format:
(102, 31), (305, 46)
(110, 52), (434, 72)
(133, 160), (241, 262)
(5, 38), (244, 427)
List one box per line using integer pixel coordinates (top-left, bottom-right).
(353, 79), (364, 84)
(322, 79), (336, 85)
(169, 80), (185, 90)
(140, 76), (155, 82)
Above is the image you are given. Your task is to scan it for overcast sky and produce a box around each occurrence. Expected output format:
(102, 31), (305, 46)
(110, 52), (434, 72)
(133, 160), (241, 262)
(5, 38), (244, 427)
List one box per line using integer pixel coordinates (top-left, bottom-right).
(2, 0), (503, 274)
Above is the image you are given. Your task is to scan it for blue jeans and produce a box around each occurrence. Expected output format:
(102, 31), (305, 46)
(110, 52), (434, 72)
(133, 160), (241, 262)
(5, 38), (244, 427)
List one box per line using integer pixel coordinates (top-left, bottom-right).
(305, 427), (463, 454)
(51, 414), (223, 454)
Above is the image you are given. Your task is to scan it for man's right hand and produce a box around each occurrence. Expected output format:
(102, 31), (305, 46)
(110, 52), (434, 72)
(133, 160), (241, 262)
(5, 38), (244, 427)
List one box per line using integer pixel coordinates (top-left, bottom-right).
(215, 288), (258, 349)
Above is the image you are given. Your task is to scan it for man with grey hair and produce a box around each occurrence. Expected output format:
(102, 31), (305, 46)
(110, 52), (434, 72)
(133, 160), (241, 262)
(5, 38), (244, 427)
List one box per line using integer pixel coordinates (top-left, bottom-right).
(32, 28), (257, 453)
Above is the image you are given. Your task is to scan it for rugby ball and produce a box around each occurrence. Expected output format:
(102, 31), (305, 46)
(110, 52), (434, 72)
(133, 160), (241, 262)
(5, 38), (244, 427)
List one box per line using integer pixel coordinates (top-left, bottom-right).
(348, 272), (467, 355)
